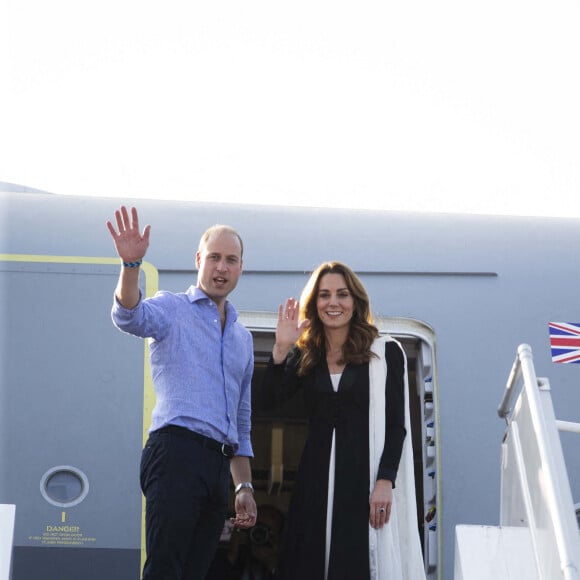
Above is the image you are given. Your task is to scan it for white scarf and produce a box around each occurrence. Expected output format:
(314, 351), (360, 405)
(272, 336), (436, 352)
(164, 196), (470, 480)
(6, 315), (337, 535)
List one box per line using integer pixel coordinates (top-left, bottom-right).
(369, 335), (427, 580)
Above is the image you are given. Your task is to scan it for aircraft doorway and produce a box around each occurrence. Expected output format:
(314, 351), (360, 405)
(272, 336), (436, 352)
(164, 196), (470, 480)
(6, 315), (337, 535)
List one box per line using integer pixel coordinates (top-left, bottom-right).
(207, 315), (440, 580)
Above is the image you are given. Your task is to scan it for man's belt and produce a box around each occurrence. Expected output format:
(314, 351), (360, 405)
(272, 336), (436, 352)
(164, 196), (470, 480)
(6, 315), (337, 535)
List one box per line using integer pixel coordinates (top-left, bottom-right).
(155, 424), (235, 458)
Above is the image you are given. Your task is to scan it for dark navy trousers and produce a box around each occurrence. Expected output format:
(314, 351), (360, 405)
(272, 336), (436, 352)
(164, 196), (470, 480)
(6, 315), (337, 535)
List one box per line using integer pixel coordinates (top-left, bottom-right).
(140, 427), (231, 580)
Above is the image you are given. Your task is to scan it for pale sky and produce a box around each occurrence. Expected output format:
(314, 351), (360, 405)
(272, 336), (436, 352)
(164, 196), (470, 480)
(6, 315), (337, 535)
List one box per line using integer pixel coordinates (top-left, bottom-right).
(2, 0), (579, 217)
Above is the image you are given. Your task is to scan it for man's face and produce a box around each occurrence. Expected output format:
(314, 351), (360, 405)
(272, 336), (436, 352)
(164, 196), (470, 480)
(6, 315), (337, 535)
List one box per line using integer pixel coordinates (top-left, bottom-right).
(196, 231), (243, 305)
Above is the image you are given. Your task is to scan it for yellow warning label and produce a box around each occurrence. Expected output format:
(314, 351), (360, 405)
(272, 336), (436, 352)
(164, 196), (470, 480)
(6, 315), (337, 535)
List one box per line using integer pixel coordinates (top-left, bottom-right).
(28, 523), (97, 546)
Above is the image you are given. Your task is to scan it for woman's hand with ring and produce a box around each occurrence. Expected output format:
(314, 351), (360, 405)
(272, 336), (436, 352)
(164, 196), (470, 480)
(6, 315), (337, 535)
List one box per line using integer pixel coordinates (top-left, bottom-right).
(370, 479), (393, 529)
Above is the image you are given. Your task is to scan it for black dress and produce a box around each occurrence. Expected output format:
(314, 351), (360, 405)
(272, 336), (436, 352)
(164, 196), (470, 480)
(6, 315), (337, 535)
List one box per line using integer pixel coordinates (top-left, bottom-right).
(261, 342), (406, 580)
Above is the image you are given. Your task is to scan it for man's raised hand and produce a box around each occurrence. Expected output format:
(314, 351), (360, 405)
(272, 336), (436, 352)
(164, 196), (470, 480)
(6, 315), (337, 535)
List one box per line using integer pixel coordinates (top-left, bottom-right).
(106, 206), (151, 262)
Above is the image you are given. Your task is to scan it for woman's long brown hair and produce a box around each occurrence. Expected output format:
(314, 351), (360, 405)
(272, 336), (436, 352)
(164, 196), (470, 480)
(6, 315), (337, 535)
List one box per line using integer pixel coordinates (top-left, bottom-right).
(295, 261), (379, 376)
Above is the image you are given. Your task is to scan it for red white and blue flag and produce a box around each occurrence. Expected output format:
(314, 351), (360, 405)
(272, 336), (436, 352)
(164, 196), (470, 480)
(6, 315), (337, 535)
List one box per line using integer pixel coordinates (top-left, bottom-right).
(548, 322), (580, 364)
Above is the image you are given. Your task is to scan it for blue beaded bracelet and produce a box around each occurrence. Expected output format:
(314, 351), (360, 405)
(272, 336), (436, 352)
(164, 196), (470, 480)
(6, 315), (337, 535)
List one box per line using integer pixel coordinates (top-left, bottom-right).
(122, 260), (142, 268)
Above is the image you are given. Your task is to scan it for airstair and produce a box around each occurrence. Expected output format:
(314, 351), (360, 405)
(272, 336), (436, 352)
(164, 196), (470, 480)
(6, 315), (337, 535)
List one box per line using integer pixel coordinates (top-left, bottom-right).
(0, 504), (15, 580)
(454, 344), (580, 580)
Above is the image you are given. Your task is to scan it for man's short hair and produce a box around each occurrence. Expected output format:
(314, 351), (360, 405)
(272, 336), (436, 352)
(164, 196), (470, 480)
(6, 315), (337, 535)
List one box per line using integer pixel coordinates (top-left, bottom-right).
(198, 225), (244, 258)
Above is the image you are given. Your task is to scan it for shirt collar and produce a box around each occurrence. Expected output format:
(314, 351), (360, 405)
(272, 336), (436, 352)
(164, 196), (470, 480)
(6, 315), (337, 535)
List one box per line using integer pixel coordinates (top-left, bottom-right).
(186, 285), (239, 323)
(186, 285), (210, 303)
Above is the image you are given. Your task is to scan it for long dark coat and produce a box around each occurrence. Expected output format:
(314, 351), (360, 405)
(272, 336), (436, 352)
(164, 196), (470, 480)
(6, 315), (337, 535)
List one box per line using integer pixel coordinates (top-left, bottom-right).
(262, 342), (406, 580)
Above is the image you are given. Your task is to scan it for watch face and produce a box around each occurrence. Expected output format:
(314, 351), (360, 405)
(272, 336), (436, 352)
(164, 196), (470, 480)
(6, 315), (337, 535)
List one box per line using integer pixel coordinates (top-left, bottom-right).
(236, 482), (253, 493)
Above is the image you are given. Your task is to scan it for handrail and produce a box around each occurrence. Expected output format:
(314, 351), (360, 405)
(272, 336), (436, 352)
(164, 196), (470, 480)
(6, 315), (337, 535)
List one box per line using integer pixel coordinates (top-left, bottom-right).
(557, 420), (580, 435)
(508, 421), (542, 572)
(500, 344), (579, 580)
(498, 347), (523, 419)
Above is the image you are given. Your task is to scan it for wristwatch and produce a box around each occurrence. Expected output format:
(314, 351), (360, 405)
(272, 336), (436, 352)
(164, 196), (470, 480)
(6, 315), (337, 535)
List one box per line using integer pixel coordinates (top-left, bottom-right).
(234, 482), (254, 495)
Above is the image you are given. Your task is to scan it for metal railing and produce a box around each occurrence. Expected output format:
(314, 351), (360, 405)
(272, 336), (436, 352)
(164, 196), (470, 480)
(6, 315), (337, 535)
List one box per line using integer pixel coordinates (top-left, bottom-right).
(498, 344), (580, 580)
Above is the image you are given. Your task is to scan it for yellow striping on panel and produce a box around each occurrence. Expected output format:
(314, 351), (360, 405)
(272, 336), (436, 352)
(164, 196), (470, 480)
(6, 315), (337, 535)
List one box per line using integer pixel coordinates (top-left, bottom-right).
(0, 253), (158, 577)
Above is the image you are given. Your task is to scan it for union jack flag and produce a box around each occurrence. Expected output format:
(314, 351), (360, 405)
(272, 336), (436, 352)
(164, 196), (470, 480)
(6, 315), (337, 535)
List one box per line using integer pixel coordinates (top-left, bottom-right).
(548, 322), (580, 364)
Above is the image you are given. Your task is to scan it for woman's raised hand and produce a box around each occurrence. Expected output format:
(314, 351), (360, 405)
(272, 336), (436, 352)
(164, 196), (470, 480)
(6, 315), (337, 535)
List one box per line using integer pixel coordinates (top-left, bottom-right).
(272, 298), (309, 363)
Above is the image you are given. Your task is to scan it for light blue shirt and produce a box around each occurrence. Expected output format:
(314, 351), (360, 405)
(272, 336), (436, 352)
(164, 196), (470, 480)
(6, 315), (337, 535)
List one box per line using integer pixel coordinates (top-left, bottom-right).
(112, 285), (254, 457)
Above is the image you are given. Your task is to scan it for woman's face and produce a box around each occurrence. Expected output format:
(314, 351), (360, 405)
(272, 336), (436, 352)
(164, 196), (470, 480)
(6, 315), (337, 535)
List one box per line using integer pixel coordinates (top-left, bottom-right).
(316, 273), (355, 331)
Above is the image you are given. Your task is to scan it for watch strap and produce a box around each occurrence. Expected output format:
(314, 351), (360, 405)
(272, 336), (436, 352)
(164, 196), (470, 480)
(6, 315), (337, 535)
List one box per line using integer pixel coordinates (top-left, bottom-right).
(235, 482), (254, 494)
